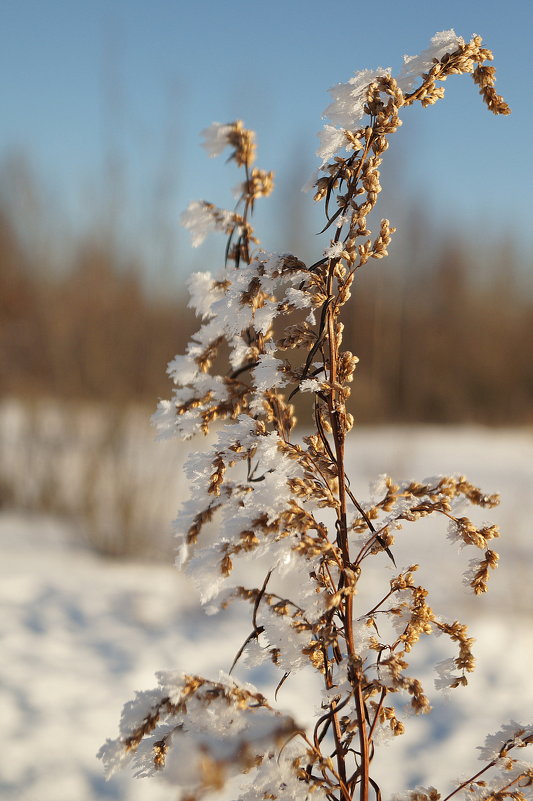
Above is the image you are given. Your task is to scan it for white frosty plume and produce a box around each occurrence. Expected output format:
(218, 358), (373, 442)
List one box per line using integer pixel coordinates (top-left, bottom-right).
(398, 29), (464, 92)
(323, 67), (391, 130)
(200, 122), (234, 157)
(180, 201), (235, 248)
(316, 30), (464, 167)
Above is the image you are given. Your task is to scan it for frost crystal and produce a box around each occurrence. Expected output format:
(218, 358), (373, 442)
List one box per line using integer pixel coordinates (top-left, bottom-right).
(237, 744), (326, 801)
(316, 124), (348, 164)
(398, 30), (464, 92)
(324, 241), (344, 258)
(478, 722), (530, 762)
(243, 637), (270, 668)
(180, 201), (216, 248)
(252, 352), (288, 394)
(151, 252), (313, 442)
(316, 30), (466, 167)
(181, 201), (236, 247)
(434, 657), (458, 691)
(99, 672), (300, 795)
(323, 67), (391, 129)
(299, 378), (321, 393)
(201, 122), (234, 157)
(261, 606), (313, 672)
(187, 271), (224, 319)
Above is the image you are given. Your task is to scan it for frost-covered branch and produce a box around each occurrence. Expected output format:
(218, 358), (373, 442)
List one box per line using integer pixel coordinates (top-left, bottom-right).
(100, 32), (529, 801)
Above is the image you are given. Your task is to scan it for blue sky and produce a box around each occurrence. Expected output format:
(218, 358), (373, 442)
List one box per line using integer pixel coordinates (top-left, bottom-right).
(1, 0), (531, 284)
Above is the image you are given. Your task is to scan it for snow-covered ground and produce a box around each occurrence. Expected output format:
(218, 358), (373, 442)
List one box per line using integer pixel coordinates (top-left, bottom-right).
(1, 425), (532, 801)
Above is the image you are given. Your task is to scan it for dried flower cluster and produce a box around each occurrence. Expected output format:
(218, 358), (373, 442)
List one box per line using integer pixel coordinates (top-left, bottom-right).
(100, 30), (530, 801)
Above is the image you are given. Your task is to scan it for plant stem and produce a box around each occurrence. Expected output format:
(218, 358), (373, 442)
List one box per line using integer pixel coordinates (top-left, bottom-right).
(325, 255), (370, 801)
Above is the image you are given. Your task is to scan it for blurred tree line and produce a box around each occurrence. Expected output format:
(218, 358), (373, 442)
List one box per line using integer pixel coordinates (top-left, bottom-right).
(1, 158), (532, 425)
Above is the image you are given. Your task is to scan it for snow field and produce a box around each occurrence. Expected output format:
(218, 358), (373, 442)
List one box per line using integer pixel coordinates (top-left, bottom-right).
(1, 424), (532, 800)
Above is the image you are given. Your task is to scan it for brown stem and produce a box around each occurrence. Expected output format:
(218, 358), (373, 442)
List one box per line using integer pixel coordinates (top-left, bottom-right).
(351, 599), (370, 801)
(442, 732), (533, 801)
(324, 254), (370, 801)
(441, 762), (499, 801)
(367, 688), (387, 743)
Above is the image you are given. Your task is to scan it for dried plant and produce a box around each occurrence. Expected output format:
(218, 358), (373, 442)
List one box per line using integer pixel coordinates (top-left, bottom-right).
(99, 31), (532, 801)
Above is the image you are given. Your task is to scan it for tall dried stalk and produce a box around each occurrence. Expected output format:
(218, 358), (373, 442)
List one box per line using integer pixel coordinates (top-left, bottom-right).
(100, 31), (532, 801)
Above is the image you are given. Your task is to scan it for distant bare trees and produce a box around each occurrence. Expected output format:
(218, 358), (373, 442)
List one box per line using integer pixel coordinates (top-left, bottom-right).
(1, 169), (531, 423)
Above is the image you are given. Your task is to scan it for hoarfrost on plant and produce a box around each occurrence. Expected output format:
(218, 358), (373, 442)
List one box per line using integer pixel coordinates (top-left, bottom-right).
(323, 67), (391, 129)
(201, 122), (234, 157)
(398, 30), (464, 92)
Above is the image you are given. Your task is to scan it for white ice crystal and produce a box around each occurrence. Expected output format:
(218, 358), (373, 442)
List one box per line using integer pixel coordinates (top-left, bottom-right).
(243, 637), (270, 668)
(151, 399), (178, 441)
(316, 124), (348, 164)
(283, 286), (314, 310)
(478, 722), (531, 762)
(152, 252), (315, 441)
(180, 201), (216, 248)
(368, 473), (389, 503)
(447, 518), (465, 548)
(299, 378), (321, 393)
(324, 241), (344, 258)
(181, 201), (235, 247)
(201, 122), (234, 157)
(99, 671), (299, 791)
(350, 618), (375, 659)
(166, 353), (199, 385)
(262, 610), (312, 673)
(398, 29), (464, 92)
(187, 271), (225, 319)
(434, 657), (458, 691)
(323, 67), (391, 130)
(172, 421), (311, 606)
(237, 744), (326, 801)
(252, 352), (288, 394)
(316, 31), (464, 167)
